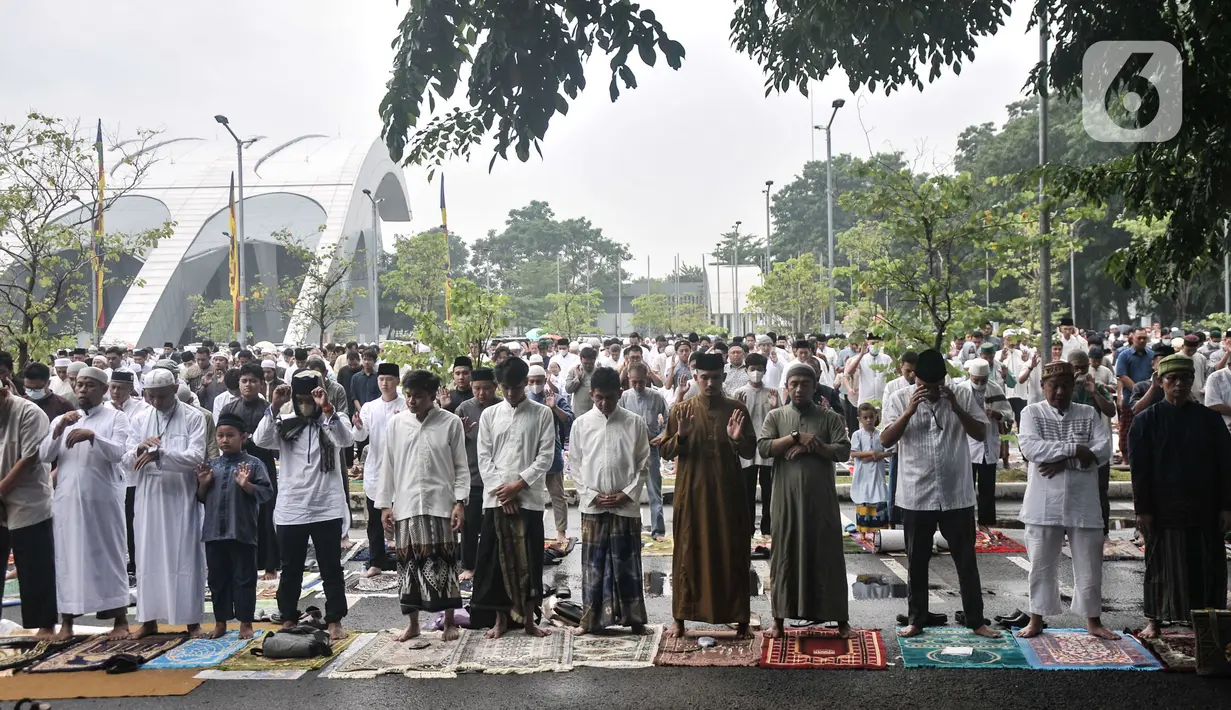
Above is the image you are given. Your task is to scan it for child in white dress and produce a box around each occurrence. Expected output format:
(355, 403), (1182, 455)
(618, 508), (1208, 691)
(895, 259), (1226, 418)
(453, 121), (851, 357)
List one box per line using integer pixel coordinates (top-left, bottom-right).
(850, 403), (891, 540)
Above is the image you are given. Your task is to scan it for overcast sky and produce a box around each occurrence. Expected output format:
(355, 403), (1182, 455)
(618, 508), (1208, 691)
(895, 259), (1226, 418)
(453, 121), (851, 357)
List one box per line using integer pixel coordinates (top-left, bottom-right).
(1, 1), (1042, 278)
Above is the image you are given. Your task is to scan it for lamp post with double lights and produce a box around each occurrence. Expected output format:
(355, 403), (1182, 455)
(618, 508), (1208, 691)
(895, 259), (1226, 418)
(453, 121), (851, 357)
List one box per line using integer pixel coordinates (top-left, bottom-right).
(813, 98), (845, 331)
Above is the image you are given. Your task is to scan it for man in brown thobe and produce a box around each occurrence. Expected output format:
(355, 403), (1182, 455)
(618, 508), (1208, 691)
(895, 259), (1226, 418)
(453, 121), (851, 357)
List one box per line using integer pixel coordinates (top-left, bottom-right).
(660, 352), (757, 637)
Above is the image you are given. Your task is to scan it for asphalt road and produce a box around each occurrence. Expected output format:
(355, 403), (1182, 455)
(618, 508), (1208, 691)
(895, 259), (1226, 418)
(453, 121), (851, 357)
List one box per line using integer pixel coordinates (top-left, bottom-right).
(22, 500), (1231, 709)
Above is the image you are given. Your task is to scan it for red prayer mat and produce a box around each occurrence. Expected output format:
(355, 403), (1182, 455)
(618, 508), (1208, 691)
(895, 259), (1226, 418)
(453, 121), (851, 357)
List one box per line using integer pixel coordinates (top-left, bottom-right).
(760, 628), (886, 670)
(974, 530), (1027, 554)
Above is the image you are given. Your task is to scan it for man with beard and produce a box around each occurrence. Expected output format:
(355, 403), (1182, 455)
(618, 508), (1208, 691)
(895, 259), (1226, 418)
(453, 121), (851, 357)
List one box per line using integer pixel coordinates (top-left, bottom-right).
(456, 368), (502, 580)
(352, 363), (406, 577)
(759, 362), (852, 639)
(262, 359), (285, 403)
(253, 371), (354, 640)
(473, 357), (556, 639)
(40, 367), (133, 640)
(660, 352), (757, 638)
(222, 364), (282, 580)
(123, 368), (207, 639)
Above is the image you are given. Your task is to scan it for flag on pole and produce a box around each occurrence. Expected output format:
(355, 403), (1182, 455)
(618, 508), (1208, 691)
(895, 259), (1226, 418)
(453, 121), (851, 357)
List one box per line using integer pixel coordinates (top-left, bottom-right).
(441, 174), (452, 322)
(228, 172), (240, 332)
(92, 119), (106, 331)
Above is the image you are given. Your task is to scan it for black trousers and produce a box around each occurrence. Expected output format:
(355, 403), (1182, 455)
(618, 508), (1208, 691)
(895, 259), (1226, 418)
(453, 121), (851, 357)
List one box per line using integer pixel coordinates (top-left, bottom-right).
(743, 465), (772, 536)
(902, 507), (984, 629)
(1098, 462), (1111, 536)
(0, 519), (57, 629)
(206, 540), (258, 623)
(125, 486), (137, 576)
(971, 462), (997, 526)
(276, 518), (347, 624)
(887, 456), (901, 525)
(461, 484), (484, 571)
(1009, 398), (1027, 429)
(364, 497), (395, 571)
(244, 442), (280, 573)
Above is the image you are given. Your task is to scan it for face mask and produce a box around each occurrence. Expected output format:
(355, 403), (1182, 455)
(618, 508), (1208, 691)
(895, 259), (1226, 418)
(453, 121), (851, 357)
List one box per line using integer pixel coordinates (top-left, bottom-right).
(972, 383), (986, 392)
(748, 371), (764, 384)
(869, 345), (881, 355)
(528, 384), (545, 395)
(26, 388), (46, 401)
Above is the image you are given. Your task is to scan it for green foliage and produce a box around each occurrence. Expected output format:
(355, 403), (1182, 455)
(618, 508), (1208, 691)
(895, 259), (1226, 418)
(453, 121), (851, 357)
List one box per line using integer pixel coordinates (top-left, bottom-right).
(630, 293), (709, 335)
(1108, 214), (1218, 326)
(746, 254), (835, 332)
(1202, 313), (1231, 331)
(544, 290), (601, 339)
(712, 228), (765, 266)
(666, 262), (705, 283)
(0, 113), (171, 365)
(400, 278), (512, 378)
(187, 295), (250, 344)
(273, 229), (363, 347)
(383, 229), (450, 319)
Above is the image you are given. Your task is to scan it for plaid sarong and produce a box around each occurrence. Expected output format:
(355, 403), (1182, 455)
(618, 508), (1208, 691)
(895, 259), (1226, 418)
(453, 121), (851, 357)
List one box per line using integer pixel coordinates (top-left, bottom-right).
(580, 512), (648, 632)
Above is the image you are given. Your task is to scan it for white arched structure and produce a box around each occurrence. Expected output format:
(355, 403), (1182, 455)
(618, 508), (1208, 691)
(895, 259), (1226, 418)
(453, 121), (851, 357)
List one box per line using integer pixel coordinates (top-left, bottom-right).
(100, 135), (411, 346)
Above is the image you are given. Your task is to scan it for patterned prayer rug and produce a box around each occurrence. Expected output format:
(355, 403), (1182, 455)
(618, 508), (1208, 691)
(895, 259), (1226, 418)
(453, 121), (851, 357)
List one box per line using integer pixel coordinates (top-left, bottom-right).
(0, 636), (76, 672)
(845, 535), (876, 554)
(1063, 538), (1144, 561)
(1015, 628), (1162, 670)
(760, 628), (886, 670)
(27, 633), (186, 673)
(655, 630), (762, 667)
(974, 530), (1028, 554)
(898, 626), (1031, 669)
(216, 632), (360, 672)
(345, 571), (400, 595)
(194, 669), (306, 680)
(451, 628), (572, 674)
(571, 626), (663, 668)
(321, 631), (462, 679)
(341, 538), (370, 565)
(142, 630), (266, 670)
(640, 534), (674, 557)
(1134, 630), (1197, 672)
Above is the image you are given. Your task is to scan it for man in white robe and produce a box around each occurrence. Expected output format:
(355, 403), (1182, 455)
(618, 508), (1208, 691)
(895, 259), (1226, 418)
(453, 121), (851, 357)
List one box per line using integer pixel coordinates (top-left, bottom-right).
(957, 359), (1013, 535)
(1016, 361), (1117, 640)
(352, 362), (406, 577)
(107, 369), (148, 583)
(39, 367), (133, 640)
(124, 368), (207, 638)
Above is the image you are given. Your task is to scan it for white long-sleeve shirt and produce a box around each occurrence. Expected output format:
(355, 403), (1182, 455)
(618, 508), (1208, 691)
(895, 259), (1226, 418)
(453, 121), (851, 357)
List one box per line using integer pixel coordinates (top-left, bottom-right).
(1017, 401), (1111, 529)
(476, 398), (555, 510)
(253, 407), (354, 526)
(569, 406), (649, 518)
(375, 407), (469, 520)
(351, 395), (407, 501)
(957, 380), (1014, 464)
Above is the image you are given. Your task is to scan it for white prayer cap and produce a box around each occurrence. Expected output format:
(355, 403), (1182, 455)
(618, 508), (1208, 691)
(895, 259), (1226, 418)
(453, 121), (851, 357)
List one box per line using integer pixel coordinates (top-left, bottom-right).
(91, 355), (108, 368)
(261, 360), (277, 369)
(568, 343), (579, 353)
(54, 358), (71, 368)
(965, 359), (990, 377)
(528, 354), (544, 364)
(1002, 328), (1016, 338)
(67, 361), (87, 376)
(143, 368), (177, 389)
(77, 366), (108, 385)
(177, 384), (193, 403)
(527, 364), (547, 378)
(756, 334), (773, 345)
(1170, 337), (1185, 350)
(508, 341), (523, 352)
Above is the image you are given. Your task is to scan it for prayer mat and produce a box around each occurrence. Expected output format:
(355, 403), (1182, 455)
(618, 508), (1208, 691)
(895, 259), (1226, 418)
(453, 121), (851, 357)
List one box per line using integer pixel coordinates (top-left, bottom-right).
(451, 628), (573, 674)
(845, 534), (876, 554)
(195, 669), (306, 680)
(692, 612), (763, 633)
(974, 530), (1027, 554)
(655, 630), (762, 668)
(760, 628), (886, 670)
(252, 573), (320, 602)
(898, 626), (1031, 669)
(321, 631), (462, 679)
(640, 534), (674, 557)
(346, 571), (400, 595)
(0, 669), (202, 700)
(216, 631), (360, 671)
(142, 630), (266, 669)
(1064, 538), (1144, 561)
(751, 534), (772, 559)
(1133, 629), (1196, 672)
(341, 538), (369, 565)
(1015, 628), (1162, 671)
(0, 636), (71, 672)
(28, 633), (186, 673)
(571, 625), (663, 669)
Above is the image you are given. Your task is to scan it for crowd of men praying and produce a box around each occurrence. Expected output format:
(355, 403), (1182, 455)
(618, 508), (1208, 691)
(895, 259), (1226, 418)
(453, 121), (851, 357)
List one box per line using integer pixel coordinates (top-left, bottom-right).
(0, 318), (1226, 646)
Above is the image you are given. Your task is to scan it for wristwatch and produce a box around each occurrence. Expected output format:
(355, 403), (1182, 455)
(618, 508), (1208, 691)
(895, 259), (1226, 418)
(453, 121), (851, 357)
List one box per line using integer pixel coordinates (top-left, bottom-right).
(455, 499), (466, 506)
(791, 430), (801, 444)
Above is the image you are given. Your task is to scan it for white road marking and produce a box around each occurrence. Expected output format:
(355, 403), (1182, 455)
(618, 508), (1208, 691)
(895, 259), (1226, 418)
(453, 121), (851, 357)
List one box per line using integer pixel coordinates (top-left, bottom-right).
(880, 558), (944, 603)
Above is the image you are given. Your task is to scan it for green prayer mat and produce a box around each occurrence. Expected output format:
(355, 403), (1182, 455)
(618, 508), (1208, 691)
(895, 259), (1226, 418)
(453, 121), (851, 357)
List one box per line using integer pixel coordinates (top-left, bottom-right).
(898, 626), (1031, 670)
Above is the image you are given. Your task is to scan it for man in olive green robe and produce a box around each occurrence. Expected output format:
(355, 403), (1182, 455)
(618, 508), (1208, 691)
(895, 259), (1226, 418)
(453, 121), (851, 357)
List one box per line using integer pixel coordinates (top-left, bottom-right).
(661, 352), (757, 637)
(759, 362), (853, 638)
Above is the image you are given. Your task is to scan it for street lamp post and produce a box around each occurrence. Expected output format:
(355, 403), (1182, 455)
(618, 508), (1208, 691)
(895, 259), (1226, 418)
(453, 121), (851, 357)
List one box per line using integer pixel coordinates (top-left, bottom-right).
(763, 180), (773, 274)
(733, 220), (742, 335)
(214, 115), (257, 346)
(814, 99), (845, 332)
(361, 189), (382, 342)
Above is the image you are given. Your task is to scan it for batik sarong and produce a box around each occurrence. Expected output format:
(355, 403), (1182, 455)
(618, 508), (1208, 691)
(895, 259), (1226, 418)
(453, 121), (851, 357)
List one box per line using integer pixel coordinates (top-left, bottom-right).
(395, 515), (463, 615)
(1144, 523), (1228, 622)
(580, 512), (648, 632)
(470, 508), (544, 627)
(855, 502), (888, 533)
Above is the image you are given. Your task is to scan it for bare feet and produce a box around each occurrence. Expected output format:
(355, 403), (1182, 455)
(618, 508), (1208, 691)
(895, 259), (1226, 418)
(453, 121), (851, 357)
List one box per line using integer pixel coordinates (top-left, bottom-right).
(484, 613), (508, 640)
(238, 622), (255, 639)
(205, 622), (228, 640)
(33, 627), (56, 640)
(734, 622), (751, 639)
(261, 570), (278, 582)
(327, 622), (347, 642)
(53, 621), (74, 642)
(972, 625), (1001, 639)
(765, 619), (785, 639)
(340, 537), (354, 551)
(458, 569), (474, 582)
(361, 565), (382, 578)
(665, 619), (685, 638)
(897, 624), (924, 638)
(394, 616), (421, 642)
(524, 622), (551, 638)
(836, 622), (853, 639)
(573, 627), (589, 636)
(107, 620), (131, 640)
(187, 623), (206, 639)
(1138, 620), (1161, 639)
(1016, 622), (1044, 638)
(1087, 619), (1120, 640)
(441, 624), (460, 642)
(130, 621), (157, 640)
